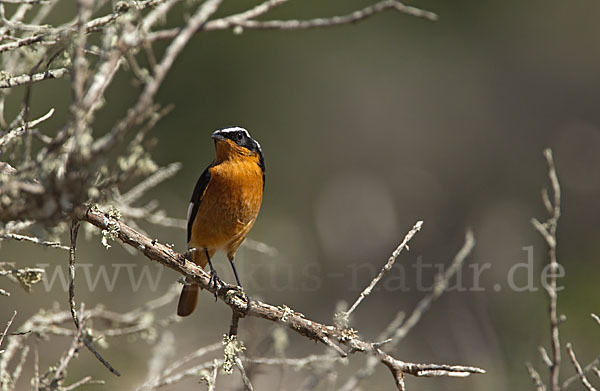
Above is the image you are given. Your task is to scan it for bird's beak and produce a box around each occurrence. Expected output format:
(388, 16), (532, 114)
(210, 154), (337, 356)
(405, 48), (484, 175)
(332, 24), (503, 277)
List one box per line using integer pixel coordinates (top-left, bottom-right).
(211, 132), (226, 142)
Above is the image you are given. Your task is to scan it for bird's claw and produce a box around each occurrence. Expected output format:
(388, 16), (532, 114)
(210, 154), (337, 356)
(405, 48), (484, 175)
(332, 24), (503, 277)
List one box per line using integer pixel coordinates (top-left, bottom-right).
(209, 269), (223, 300)
(183, 248), (195, 261)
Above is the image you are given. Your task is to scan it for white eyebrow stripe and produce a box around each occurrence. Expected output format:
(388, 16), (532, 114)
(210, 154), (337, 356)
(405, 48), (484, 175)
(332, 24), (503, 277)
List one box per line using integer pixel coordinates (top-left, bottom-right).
(218, 127), (249, 137)
(254, 139), (262, 153)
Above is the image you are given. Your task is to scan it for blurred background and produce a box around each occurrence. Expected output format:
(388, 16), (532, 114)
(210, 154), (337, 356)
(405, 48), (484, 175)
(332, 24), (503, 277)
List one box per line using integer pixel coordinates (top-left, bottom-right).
(1, 0), (600, 389)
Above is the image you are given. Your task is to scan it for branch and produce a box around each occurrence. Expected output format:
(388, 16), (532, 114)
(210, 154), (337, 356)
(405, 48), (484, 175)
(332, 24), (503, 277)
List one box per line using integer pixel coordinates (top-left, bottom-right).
(67, 218), (121, 377)
(592, 314), (600, 327)
(148, 0), (436, 41)
(0, 68), (68, 89)
(0, 107), (54, 148)
(345, 221), (423, 319)
(531, 148), (562, 391)
(0, 0), (50, 4)
(0, 232), (69, 250)
(117, 162), (182, 205)
(527, 362), (547, 391)
(392, 229), (475, 342)
(0, 284), (178, 390)
(225, 0), (437, 30)
(338, 229), (475, 391)
(92, 0), (225, 155)
(0, 311), (17, 353)
(566, 343), (598, 391)
(77, 206), (484, 390)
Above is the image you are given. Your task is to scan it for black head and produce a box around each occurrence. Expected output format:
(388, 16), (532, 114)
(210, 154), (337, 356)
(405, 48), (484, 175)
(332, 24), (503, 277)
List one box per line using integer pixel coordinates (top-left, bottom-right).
(212, 126), (264, 169)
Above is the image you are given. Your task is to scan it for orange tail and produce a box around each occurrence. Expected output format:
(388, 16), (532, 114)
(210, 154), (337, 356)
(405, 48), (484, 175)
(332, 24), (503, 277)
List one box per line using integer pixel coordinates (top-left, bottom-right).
(177, 284), (199, 317)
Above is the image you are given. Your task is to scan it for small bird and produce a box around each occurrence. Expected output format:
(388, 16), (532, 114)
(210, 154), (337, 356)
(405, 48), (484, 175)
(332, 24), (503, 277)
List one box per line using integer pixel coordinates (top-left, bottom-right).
(177, 127), (265, 317)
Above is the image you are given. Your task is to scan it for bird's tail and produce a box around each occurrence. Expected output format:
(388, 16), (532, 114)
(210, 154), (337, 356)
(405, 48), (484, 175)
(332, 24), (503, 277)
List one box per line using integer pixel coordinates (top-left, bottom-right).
(177, 283), (199, 316)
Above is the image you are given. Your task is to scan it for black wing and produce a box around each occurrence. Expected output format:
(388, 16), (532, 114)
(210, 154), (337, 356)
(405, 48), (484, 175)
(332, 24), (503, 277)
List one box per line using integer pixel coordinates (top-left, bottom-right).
(187, 164), (212, 244)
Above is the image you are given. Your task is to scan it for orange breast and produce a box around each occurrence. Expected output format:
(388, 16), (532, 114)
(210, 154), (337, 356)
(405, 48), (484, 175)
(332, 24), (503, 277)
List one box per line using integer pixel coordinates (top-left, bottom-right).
(190, 156), (263, 256)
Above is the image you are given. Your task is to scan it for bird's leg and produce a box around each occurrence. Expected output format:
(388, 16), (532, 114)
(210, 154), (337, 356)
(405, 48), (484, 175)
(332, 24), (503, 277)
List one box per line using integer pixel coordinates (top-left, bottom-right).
(228, 256), (243, 288)
(205, 248), (222, 299)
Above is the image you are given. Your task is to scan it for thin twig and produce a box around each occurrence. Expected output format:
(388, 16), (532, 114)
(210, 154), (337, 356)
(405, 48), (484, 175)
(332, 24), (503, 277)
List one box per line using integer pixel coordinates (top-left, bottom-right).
(92, 0), (225, 155)
(160, 342), (222, 378)
(567, 343), (598, 391)
(11, 344), (29, 386)
(235, 357), (254, 391)
(48, 309), (87, 389)
(68, 218), (121, 377)
(62, 376), (104, 391)
(532, 149), (562, 391)
(0, 232), (69, 250)
(229, 0), (436, 30)
(339, 229), (475, 391)
(148, 0), (436, 41)
(0, 68), (68, 88)
(118, 162), (182, 205)
(0, 0), (50, 4)
(0, 108), (54, 148)
(68, 219), (80, 328)
(539, 346), (553, 368)
(0, 311), (17, 351)
(391, 229), (475, 343)
(563, 357), (600, 389)
(207, 359), (218, 391)
(345, 220), (423, 318)
(527, 362), (547, 391)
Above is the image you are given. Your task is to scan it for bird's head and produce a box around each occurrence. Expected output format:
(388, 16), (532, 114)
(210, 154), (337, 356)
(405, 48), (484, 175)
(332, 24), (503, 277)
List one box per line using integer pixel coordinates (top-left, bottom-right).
(212, 127), (264, 168)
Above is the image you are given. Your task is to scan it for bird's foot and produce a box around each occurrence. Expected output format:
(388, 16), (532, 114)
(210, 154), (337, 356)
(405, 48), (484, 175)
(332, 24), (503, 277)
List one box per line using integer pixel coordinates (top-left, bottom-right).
(183, 248), (196, 261)
(208, 269), (224, 300)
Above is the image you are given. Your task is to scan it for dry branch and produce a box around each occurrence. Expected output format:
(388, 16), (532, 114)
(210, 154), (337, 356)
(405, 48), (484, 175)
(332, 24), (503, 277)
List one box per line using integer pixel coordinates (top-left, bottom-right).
(67, 218), (121, 377)
(566, 343), (598, 391)
(527, 362), (547, 391)
(339, 229), (475, 391)
(531, 149), (562, 391)
(77, 205), (484, 389)
(0, 311), (17, 352)
(0, 68), (67, 88)
(0, 1), (486, 389)
(345, 220), (423, 319)
(0, 232), (69, 249)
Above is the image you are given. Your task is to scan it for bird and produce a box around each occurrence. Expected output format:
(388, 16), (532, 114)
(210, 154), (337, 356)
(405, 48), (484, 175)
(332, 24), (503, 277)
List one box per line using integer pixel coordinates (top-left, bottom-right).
(177, 126), (265, 317)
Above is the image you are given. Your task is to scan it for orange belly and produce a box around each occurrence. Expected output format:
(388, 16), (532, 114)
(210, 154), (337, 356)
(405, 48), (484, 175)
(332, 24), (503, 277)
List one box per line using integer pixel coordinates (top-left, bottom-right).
(189, 157), (263, 261)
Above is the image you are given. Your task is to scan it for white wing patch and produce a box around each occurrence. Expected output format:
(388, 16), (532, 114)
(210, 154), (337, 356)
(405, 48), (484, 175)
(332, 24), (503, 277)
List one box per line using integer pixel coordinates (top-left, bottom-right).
(187, 202), (194, 224)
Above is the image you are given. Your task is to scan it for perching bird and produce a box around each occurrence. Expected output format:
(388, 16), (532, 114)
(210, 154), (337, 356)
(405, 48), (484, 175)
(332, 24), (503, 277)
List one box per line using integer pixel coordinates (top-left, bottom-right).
(177, 127), (265, 317)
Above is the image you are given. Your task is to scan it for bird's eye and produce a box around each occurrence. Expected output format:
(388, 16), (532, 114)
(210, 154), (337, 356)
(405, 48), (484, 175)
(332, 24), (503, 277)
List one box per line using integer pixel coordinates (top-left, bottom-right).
(236, 132), (243, 141)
